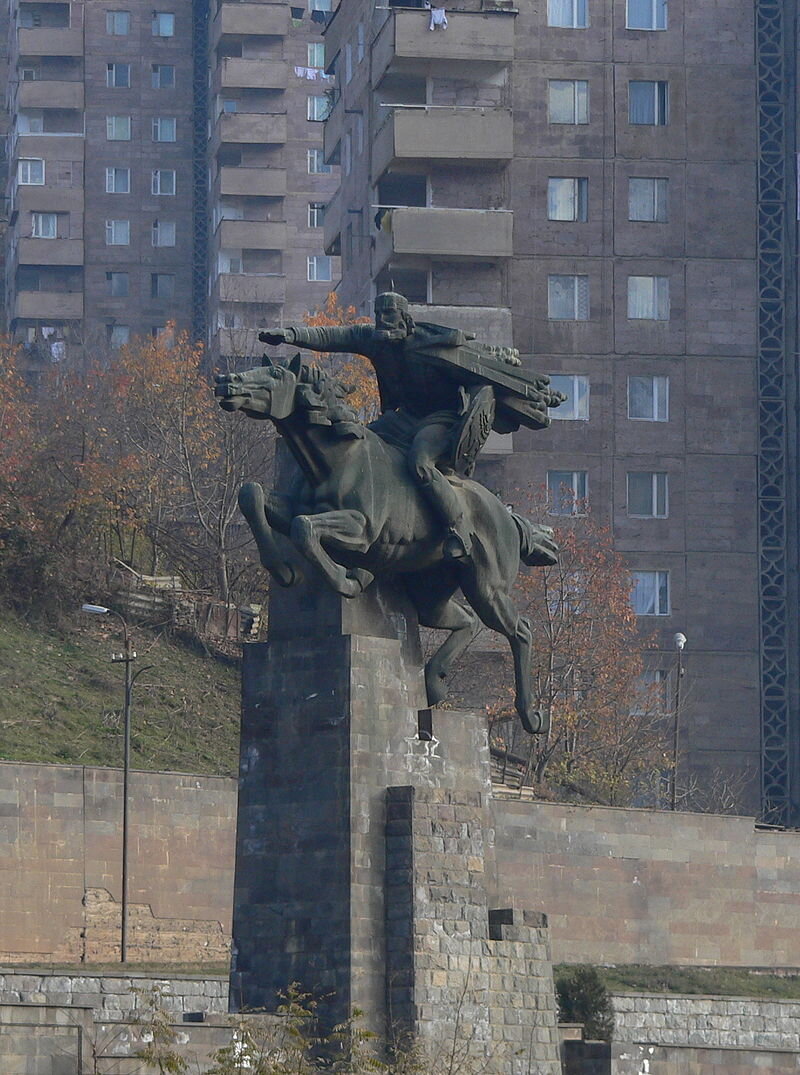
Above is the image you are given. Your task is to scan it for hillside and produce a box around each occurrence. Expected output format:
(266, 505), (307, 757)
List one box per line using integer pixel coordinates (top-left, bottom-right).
(0, 608), (241, 775)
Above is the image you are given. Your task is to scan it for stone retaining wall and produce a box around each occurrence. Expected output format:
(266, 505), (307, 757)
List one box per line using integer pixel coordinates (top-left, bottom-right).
(0, 969), (228, 1022)
(612, 992), (800, 1051)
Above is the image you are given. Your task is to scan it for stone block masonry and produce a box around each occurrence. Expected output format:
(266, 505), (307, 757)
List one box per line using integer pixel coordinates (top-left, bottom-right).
(385, 785), (561, 1075)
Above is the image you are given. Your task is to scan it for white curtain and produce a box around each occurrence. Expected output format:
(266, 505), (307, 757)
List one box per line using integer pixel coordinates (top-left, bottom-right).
(548, 0), (574, 25)
(548, 178), (575, 220)
(629, 81), (655, 124)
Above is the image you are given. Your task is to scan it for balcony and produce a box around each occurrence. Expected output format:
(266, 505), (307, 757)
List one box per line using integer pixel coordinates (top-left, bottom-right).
(217, 219), (287, 250)
(17, 79), (83, 110)
(372, 106), (513, 178)
(212, 2), (288, 42)
(218, 57), (287, 92)
(213, 326), (271, 358)
(218, 166), (286, 198)
(323, 185), (343, 255)
(215, 273), (286, 305)
(17, 27), (83, 56)
(213, 111), (286, 150)
(13, 291), (83, 320)
(372, 9), (514, 83)
(17, 237), (83, 265)
(374, 207), (513, 267)
(13, 184), (83, 215)
(322, 94), (343, 165)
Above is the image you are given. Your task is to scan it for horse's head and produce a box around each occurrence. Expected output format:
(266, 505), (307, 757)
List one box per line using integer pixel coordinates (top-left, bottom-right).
(215, 353), (303, 420)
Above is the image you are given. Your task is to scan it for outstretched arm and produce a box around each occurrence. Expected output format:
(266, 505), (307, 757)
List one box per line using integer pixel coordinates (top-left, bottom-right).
(259, 324), (376, 355)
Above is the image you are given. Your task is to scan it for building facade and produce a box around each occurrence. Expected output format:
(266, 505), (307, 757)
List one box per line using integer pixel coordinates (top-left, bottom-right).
(322, 0), (800, 819)
(3, 0), (339, 371)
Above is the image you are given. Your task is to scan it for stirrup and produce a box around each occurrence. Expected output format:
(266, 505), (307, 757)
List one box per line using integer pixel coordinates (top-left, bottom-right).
(443, 527), (471, 561)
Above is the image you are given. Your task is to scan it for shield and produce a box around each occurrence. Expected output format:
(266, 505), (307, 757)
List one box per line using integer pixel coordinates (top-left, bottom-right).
(451, 386), (496, 477)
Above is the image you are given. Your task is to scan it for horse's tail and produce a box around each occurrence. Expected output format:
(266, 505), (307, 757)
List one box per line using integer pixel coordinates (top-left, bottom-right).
(510, 511), (559, 567)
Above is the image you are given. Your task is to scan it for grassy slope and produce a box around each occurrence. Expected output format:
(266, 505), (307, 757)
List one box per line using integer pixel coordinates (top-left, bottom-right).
(0, 608), (240, 775)
(557, 964), (800, 1001)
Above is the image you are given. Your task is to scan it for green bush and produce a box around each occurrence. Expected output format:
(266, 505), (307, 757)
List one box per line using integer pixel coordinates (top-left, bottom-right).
(555, 965), (615, 1042)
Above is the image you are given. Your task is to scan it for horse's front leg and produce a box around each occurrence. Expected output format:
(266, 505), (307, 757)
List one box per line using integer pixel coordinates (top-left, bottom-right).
(238, 483), (302, 587)
(290, 510), (374, 597)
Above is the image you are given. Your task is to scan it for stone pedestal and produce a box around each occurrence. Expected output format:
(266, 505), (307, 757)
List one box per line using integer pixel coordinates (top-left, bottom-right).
(230, 580), (560, 1072)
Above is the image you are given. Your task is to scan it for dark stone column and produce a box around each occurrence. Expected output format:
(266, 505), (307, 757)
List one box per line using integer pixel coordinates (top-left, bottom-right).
(229, 579), (488, 1031)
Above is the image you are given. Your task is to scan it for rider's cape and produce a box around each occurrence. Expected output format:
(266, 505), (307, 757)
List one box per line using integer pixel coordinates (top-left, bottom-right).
(409, 322), (565, 436)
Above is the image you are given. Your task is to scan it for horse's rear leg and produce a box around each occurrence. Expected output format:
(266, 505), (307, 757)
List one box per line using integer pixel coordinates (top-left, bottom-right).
(290, 510), (373, 597)
(459, 576), (547, 735)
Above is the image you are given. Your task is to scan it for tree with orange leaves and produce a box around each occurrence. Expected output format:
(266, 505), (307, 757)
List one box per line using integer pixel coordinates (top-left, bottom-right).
(480, 495), (670, 806)
(304, 293), (380, 423)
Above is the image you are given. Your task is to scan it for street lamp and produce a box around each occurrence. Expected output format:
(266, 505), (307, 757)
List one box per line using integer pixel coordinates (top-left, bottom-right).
(81, 603), (150, 962)
(670, 632), (687, 811)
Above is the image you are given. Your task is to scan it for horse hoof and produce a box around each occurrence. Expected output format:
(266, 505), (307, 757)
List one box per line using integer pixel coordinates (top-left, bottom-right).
(520, 709), (549, 735)
(347, 568), (374, 594)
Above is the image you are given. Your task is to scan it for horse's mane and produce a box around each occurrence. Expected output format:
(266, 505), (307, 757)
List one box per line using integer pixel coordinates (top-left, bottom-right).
(286, 359), (366, 439)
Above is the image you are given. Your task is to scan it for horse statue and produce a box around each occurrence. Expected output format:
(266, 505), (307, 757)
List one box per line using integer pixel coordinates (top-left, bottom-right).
(216, 353), (559, 735)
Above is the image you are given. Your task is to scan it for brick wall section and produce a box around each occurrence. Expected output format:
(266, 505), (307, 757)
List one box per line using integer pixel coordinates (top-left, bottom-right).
(385, 785), (561, 1074)
(0, 761), (236, 963)
(492, 796), (800, 966)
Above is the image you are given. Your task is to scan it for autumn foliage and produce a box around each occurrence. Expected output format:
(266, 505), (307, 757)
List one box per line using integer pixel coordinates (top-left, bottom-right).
(304, 292), (380, 422)
(0, 328), (274, 616)
(484, 494), (671, 806)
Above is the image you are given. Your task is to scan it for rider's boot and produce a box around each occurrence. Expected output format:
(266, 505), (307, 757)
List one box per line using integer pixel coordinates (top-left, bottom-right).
(418, 471), (473, 561)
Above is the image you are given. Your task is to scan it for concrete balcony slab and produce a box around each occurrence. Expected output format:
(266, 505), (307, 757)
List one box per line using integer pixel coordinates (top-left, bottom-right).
(372, 106), (513, 178)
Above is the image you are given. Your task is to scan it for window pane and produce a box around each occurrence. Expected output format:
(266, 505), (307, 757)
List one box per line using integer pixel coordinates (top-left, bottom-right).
(628, 472), (655, 516)
(152, 63), (175, 88)
(107, 271), (128, 297)
(106, 166), (130, 193)
(106, 10), (130, 34)
(632, 570), (669, 615)
(152, 12), (174, 34)
(628, 375), (669, 421)
(629, 81), (655, 124)
(308, 43), (325, 67)
(628, 276), (668, 319)
(107, 115), (131, 140)
(549, 80), (575, 123)
(550, 375), (589, 420)
(547, 470), (587, 514)
(18, 158), (44, 184)
(548, 177), (584, 221)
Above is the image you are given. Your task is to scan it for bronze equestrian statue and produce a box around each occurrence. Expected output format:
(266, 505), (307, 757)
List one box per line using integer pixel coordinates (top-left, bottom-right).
(215, 293), (564, 734)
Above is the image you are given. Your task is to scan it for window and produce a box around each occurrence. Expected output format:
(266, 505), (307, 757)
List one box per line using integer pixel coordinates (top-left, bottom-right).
(357, 23), (365, 61)
(18, 158), (44, 185)
(547, 469), (588, 515)
(152, 117), (176, 142)
(307, 43), (325, 67)
(105, 166), (130, 193)
(356, 113), (364, 154)
(343, 131), (352, 175)
(548, 274), (589, 320)
(106, 115), (131, 140)
(628, 375), (669, 421)
(108, 324), (130, 348)
(218, 251), (242, 274)
(308, 148), (331, 174)
(633, 668), (669, 714)
(21, 67), (38, 81)
(629, 177), (668, 222)
(307, 95), (329, 121)
(152, 220), (176, 246)
(151, 272), (175, 299)
(548, 79), (589, 124)
(548, 177), (588, 221)
(627, 0), (667, 30)
(629, 80), (669, 125)
(105, 218), (130, 245)
(627, 471), (668, 517)
(222, 99), (238, 113)
(31, 212), (57, 238)
(106, 62), (131, 88)
(152, 12), (174, 35)
(547, 0), (588, 27)
(152, 169), (176, 195)
(106, 10), (130, 34)
(309, 0), (331, 10)
(307, 255), (332, 282)
(549, 374), (589, 420)
(151, 63), (175, 88)
(106, 271), (129, 297)
(345, 43), (353, 83)
(628, 275), (670, 320)
(308, 202), (325, 228)
(18, 111), (43, 134)
(632, 570), (670, 616)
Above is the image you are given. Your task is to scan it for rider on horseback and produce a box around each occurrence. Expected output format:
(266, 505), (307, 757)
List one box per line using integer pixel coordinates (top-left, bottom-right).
(259, 292), (520, 562)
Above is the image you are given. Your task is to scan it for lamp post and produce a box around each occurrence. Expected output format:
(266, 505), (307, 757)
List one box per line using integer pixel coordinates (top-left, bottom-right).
(671, 632), (687, 811)
(81, 604), (150, 962)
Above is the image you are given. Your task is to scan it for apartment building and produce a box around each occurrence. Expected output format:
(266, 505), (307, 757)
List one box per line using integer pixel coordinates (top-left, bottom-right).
(4, 0), (338, 370)
(322, 0), (800, 820)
